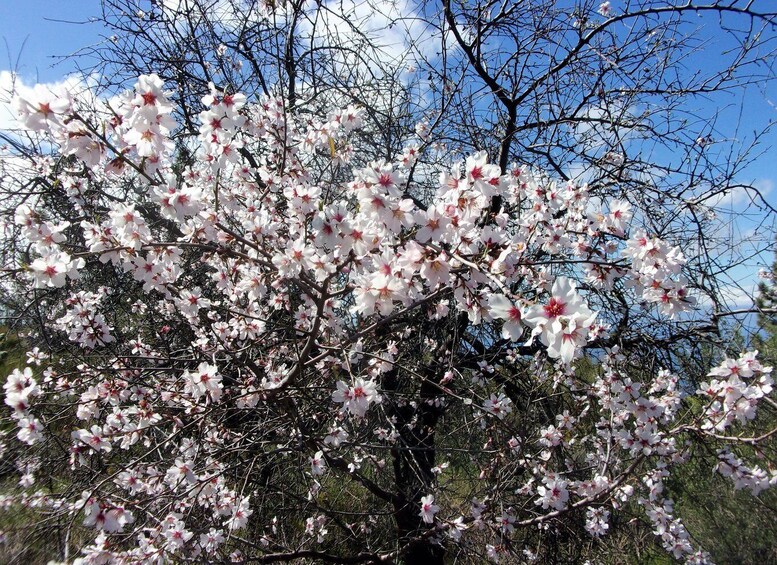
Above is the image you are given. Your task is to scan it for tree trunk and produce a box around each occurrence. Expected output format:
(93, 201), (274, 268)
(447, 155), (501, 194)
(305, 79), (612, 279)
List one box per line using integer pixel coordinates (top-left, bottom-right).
(385, 367), (445, 565)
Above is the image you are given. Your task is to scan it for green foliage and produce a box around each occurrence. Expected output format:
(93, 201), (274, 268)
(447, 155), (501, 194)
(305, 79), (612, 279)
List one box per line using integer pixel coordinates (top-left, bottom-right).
(0, 485), (65, 565)
(0, 330), (25, 383)
(670, 457), (777, 564)
(0, 329), (25, 443)
(669, 253), (777, 564)
(754, 249), (777, 368)
(0, 331), (66, 564)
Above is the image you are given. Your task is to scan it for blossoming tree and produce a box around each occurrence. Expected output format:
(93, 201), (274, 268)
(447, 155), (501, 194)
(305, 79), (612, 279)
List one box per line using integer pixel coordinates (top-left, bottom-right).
(1, 0), (777, 563)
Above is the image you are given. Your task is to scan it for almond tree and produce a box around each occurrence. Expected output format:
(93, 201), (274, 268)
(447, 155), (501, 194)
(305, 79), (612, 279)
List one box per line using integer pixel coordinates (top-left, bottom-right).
(1, 1), (776, 564)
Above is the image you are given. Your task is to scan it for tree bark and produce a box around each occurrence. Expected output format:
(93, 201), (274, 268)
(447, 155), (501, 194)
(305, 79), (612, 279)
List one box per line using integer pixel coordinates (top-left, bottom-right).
(384, 367), (445, 565)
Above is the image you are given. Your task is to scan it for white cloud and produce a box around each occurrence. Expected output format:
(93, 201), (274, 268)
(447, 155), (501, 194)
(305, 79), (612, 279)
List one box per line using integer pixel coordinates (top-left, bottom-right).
(573, 101), (639, 153)
(702, 178), (774, 211)
(160, 0), (264, 33)
(719, 281), (758, 309)
(693, 280), (758, 313)
(298, 0), (442, 72)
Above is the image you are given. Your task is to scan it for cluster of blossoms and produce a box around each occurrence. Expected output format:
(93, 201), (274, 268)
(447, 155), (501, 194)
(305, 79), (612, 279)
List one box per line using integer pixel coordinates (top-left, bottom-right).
(4, 367), (43, 445)
(15, 204), (84, 289)
(523, 276), (597, 364)
(81, 493), (135, 533)
(714, 448), (775, 495)
(198, 83), (247, 167)
(591, 353), (683, 458)
(53, 290), (115, 348)
(696, 351), (773, 431)
(112, 74), (177, 171)
(0, 72), (773, 565)
(622, 231), (696, 317)
(332, 377), (381, 417)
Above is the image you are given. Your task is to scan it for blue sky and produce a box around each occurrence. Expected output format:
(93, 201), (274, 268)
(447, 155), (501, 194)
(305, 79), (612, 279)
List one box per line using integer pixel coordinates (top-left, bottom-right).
(1, 0), (775, 319)
(0, 1), (105, 82)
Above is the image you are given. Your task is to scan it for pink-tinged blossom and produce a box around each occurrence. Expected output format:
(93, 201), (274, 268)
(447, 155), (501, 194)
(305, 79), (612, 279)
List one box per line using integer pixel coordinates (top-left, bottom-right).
(332, 378), (380, 417)
(305, 515), (329, 543)
(415, 120), (430, 140)
(420, 252), (451, 290)
(13, 83), (71, 131)
(29, 252), (84, 289)
(153, 182), (203, 222)
(82, 495), (135, 533)
(108, 204), (152, 250)
(715, 448), (772, 495)
(415, 205), (450, 243)
(310, 451), (327, 476)
(536, 476), (569, 510)
(119, 74), (176, 159)
(16, 416), (44, 445)
(329, 105), (363, 132)
(74, 425), (112, 453)
(54, 291), (115, 348)
(465, 151), (503, 198)
(359, 161), (406, 199)
(177, 287), (213, 320)
(697, 351), (773, 432)
(183, 362), (223, 402)
(606, 199), (631, 235)
(419, 494), (439, 524)
(539, 424), (563, 447)
(523, 276), (596, 363)
(165, 459), (197, 487)
(622, 231), (695, 318)
(14, 204), (70, 253)
(131, 74), (173, 115)
(124, 124), (166, 157)
(585, 507), (610, 537)
(2, 67), (775, 565)
(199, 528), (225, 554)
(4, 367), (40, 416)
(383, 198), (416, 234)
(497, 509), (516, 533)
(401, 144), (420, 168)
(226, 496), (252, 530)
(447, 516), (468, 541)
(353, 273), (407, 317)
(324, 427), (349, 447)
(486, 544), (508, 563)
(162, 515), (194, 552)
(483, 393), (513, 419)
(487, 294), (524, 340)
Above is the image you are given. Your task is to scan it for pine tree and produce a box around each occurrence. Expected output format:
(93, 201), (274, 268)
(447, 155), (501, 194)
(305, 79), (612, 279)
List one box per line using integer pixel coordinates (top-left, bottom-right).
(755, 247), (777, 365)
